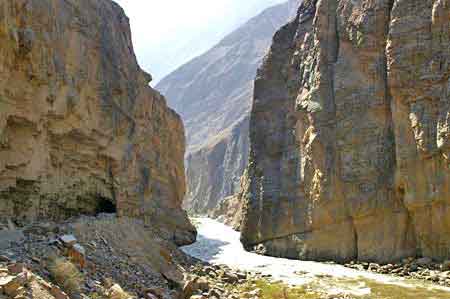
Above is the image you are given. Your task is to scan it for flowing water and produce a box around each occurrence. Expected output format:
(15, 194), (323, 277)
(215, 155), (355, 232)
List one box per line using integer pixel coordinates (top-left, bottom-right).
(182, 218), (450, 299)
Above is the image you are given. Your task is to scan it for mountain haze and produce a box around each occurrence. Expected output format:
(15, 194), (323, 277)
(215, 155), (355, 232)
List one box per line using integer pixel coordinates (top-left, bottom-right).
(157, 0), (301, 214)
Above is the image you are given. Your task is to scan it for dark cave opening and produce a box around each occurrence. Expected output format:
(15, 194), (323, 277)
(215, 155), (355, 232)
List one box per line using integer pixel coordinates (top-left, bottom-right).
(95, 197), (117, 215)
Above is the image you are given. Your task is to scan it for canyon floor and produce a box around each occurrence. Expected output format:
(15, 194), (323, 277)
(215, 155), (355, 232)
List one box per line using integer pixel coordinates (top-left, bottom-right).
(182, 218), (450, 299)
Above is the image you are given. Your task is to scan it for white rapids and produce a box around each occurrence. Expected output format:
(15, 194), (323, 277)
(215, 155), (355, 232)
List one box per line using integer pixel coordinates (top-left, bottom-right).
(181, 218), (450, 298)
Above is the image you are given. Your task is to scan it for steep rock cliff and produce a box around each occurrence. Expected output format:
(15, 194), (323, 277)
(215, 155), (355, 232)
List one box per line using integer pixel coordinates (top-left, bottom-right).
(0, 0), (195, 245)
(241, 0), (449, 262)
(157, 0), (301, 215)
(185, 116), (250, 214)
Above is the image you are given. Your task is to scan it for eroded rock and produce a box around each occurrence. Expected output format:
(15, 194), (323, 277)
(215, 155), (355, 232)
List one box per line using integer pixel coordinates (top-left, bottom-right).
(241, 0), (450, 263)
(0, 0), (194, 244)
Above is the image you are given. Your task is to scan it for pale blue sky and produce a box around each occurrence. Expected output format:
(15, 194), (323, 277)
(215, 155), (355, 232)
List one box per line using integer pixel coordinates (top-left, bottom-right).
(113, 0), (285, 84)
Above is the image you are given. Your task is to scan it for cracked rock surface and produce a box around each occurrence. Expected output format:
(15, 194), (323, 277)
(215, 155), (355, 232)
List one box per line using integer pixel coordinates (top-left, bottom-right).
(241, 0), (450, 263)
(0, 0), (195, 244)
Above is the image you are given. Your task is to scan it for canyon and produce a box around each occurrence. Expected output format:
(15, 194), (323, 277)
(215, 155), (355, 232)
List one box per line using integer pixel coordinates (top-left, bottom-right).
(240, 0), (450, 263)
(0, 0), (449, 298)
(156, 0), (301, 216)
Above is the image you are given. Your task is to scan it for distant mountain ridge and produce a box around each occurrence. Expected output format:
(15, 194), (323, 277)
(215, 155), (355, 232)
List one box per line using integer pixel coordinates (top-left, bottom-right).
(157, 0), (301, 214)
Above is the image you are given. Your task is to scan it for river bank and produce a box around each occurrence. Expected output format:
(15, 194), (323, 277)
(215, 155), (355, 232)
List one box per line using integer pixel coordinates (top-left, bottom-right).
(181, 218), (450, 298)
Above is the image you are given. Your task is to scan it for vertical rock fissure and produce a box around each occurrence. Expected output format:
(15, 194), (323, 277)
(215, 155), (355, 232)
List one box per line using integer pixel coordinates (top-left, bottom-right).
(107, 158), (117, 209)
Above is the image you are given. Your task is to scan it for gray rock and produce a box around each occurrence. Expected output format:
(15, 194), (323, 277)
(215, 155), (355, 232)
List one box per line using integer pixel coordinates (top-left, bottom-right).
(441, 260), (450, 271)
(59, 235), (77, 247)
(0, 230), (24, 250)
(156, 0), (302, 218)
(416, 257), (433, 266)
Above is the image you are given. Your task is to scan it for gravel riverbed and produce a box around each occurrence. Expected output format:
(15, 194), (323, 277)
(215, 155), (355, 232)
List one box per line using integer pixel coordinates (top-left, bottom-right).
(182, 218), (450, 298)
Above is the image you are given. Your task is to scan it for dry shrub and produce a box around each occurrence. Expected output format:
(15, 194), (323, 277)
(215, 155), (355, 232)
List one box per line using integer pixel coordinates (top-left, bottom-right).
(48, 256), (83, 295)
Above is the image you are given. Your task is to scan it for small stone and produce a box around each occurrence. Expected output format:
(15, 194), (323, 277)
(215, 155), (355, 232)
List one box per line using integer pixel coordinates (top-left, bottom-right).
(0, 255), (11, 263)
(0, 276), (15, 287)
(50, 285), (70, 299)
(31, 257), (41, 264)
(368, 263), (380, 271)
(208, 289), (222, 298)
(39, 279), (53, 290)
(236, 272), (247, 280)
(402, 257), (414, 264)
(145, 293), (158, 299)
(183, 277), (199, 299)
(409, 263), (419, 272)
(247, 288), (261, 297)
(3, 273), (28, 296)
(68, 243), (86, 269)
(196, 277), (209, 292)
(59, 235), (77, 247)
(221, 273), (239, 284)
(143, 287), (165, 299)
(441, 260), (450, 271)
(8, 263), (25, 275)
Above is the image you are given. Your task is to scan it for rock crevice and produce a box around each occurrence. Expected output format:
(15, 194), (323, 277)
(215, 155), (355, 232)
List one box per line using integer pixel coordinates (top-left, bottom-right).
(156, 0), (302, 216)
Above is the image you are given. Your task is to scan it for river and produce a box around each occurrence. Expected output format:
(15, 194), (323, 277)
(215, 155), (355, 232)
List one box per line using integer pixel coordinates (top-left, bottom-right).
(181, 218), (450, 299)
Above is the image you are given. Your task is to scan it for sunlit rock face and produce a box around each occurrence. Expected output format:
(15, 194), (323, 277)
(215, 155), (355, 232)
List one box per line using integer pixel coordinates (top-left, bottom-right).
(157, 0), (302, 216)
(0, 0), (195, 245)
(241, 0), (449, 263)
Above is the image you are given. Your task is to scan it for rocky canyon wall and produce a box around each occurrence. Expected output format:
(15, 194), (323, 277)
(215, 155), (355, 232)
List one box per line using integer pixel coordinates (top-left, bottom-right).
(241, 0), (449, 263)
(157, 0), (302, 216)
(185, 116), (250, 214)
(0, 0), (195, 245)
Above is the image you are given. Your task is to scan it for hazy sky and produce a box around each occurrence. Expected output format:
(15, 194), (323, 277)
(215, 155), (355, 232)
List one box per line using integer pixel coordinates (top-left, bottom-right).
(113, 0), (285, 84)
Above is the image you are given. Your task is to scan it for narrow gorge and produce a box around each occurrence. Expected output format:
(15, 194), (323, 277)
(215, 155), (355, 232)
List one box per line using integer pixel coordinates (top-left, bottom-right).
(0, 0), (449, 298)
(156, 0), (301, 217)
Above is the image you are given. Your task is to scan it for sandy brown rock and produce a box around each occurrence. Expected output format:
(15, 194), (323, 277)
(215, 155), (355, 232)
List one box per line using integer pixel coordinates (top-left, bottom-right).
(241, 0), (449, 263)
(0, 0), (195, 244)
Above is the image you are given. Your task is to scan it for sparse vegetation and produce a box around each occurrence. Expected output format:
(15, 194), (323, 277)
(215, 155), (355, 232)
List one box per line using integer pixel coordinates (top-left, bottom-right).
(48, 256), (83, 296)
(235, 279), (325, 299)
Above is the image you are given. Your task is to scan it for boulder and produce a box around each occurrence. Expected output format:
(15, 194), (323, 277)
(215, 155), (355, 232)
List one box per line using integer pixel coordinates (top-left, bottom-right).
(441, 261), (450, 271)
(416, 258), (433, 266)
(59, 235), (77, 247)
(68, 244), (86, 269)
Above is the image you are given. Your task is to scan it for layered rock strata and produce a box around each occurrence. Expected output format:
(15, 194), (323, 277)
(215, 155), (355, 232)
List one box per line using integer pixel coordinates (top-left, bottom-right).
(241, 0), (449, 262)
(0, 0), (195, 244)
(157, 0), (301, 215)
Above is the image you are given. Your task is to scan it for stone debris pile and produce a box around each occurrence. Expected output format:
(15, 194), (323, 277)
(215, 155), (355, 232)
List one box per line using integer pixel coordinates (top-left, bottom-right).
(0, 215), (186, 299)
(344, 258), (450, 286)
(0, 257), (71, 299)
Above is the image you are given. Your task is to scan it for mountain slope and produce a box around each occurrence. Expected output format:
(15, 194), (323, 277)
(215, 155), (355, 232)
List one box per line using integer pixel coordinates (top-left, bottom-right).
(157, 0), (301, 214)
